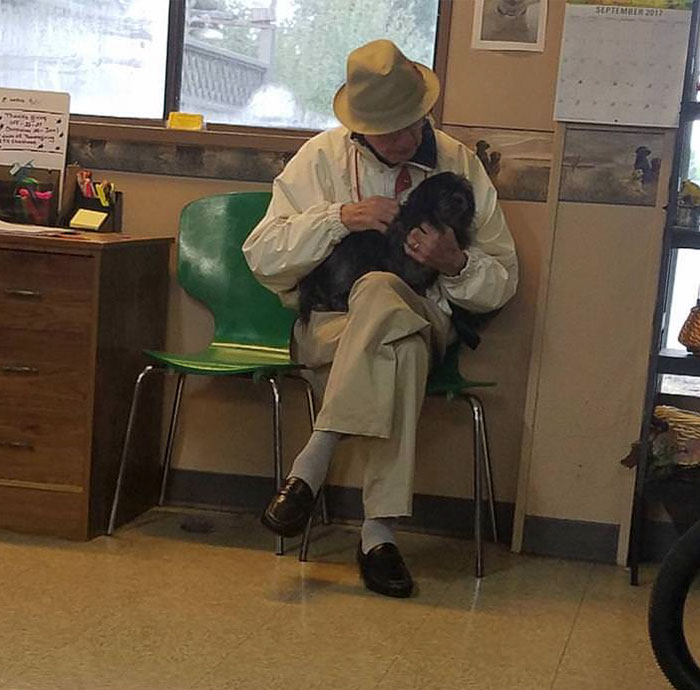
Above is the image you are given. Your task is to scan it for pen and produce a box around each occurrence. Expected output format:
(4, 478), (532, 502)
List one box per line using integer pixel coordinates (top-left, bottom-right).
(95, 184), (109, 207)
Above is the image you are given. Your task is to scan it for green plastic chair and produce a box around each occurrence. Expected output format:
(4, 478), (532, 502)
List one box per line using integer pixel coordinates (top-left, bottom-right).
(107, 192), (321, 555)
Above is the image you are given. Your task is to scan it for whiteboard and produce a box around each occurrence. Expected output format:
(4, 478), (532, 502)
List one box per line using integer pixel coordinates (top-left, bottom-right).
(554, 4), (691, 128)
(0, 87), (69, 205)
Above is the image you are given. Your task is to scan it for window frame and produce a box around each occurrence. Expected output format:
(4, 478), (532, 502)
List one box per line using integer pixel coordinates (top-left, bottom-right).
(68, 0), (454, 154)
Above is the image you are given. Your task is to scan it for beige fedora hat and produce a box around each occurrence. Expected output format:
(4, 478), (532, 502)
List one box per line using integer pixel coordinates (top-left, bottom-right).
(333, 39), (440, 136)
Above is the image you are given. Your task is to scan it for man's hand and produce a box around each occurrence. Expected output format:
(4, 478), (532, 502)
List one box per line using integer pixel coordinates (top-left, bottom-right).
(404, 223), (468, 276)
(340, 196), (399, 233)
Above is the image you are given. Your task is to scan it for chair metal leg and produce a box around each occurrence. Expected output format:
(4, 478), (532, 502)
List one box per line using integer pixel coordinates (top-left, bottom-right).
(300, 492), (325, 563)
(291, 375), (330, 527)
(469, 395), (499, 544)
(298, 376), (317, 562)
(159, 373), (186, 506)
(108, 365), (159, 535)
(468, 395), (485, 579)
(299, 485), (330, 562)
(287, 373), (333, 563)
(268, 376), (284, 556)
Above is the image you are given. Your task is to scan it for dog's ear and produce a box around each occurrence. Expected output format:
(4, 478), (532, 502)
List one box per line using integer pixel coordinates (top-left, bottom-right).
(403, 173), (433, 212)
(463, 178), (476, 226)
(449, 178), (476, 248)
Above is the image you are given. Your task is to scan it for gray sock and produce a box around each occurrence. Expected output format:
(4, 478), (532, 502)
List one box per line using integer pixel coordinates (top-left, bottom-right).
(361, 517), (397, 554)
(288, 430), (341, 495)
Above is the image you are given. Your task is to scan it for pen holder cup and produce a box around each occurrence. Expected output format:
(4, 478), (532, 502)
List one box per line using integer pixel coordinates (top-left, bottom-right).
(14, 193), (51, 226)
(9, 182), (58, 226)
(71, 191), (123, 232)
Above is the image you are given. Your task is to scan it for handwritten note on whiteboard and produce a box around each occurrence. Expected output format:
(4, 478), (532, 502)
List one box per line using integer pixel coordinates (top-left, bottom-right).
(0, 88), (69, 208)
(1, 111), (67, 153)
(554, 4), (691, 128)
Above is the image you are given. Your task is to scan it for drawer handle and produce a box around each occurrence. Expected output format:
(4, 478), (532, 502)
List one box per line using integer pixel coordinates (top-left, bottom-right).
(4, 288), (42, 299)
(0, 365), (39, 374)
(0, 440), (34, 451)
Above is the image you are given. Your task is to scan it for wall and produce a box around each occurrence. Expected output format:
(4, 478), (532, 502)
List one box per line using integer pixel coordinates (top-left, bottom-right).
(81, 0), (566, 520)
(443, 0), (672, 564)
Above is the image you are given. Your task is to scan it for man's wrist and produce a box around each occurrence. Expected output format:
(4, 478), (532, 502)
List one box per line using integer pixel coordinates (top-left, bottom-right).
(340, 202), (362, 233)
(442, 252), (468, 277)
(340, 203), (351, 230)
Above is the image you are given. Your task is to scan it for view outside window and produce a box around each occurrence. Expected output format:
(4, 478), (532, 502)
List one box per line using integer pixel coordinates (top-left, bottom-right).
(0, 0), (169, 118)
(666, 249), (700, 349)
(666, 121), (700, 353)
(661, 122), (700, 397)
(180, 0), (440, 130)
(0, 0), (440, 128)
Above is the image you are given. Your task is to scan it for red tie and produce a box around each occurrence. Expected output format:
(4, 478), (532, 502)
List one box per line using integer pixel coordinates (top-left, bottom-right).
(394, 165), (412, 198)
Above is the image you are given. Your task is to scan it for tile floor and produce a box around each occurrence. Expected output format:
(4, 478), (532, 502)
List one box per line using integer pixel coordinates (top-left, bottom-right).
(0, 508), (676, 689)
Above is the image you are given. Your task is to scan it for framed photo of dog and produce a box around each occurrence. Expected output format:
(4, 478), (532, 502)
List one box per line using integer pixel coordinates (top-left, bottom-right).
(472, 0), (548, 52)
(559, 126), (664, 207)
(444, 125), (553, 202)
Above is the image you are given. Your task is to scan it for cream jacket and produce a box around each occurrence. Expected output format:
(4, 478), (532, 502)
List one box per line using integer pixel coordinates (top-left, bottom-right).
(242, 126), (518, 316)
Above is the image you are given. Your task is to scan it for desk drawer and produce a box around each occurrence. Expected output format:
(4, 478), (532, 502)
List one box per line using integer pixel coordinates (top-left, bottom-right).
(0, 250), (94, 332)
(0, 484), (86, 540)
(0, 329), (91, 404)
(0, 413), (87, 486)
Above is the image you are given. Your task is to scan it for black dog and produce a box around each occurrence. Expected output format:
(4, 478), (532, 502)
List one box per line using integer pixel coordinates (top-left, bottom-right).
(298, 172), (489, 349)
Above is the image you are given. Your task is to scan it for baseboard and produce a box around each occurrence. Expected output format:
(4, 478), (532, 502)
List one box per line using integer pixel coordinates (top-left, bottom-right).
(522, 515), (620, 564)
(166, 468), (515, 543)
(169, 469), (690, 564)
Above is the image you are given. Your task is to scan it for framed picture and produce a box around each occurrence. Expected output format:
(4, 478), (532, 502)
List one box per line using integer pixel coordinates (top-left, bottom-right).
(559, 127), (664, 207)
(445, 125), (552, 202)
(472, 0), (548, 52)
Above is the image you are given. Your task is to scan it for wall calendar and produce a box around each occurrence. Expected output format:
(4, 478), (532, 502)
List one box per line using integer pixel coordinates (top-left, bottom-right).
(554, 2), (692, 128)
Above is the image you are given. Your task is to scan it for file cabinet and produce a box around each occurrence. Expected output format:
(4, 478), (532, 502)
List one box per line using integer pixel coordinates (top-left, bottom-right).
(0, 232), (171, 539)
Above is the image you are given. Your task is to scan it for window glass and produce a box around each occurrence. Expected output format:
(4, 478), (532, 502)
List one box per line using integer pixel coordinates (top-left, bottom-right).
(661, 374), (700, 397)
(682, 119), (700, 183)
(670, 118), (700, 359)
(665, 248), (700, 351)
(180, 0), (440, 130)
(0, 0), (169, 118)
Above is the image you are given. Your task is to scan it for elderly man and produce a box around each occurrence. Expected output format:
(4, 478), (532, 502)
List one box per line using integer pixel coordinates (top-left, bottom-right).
(243, 39), (517, 598)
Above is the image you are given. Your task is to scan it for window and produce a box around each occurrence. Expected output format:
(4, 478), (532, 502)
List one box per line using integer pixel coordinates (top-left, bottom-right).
(664, 118), (700, 361)
(0, 0), (170, 119)
(180, 0), (440, 130)
(1, 0), (442, 132)
(659, 21), (700, 399)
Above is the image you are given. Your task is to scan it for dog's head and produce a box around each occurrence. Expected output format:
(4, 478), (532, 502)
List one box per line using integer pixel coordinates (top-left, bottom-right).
(404, 172), (476, 248)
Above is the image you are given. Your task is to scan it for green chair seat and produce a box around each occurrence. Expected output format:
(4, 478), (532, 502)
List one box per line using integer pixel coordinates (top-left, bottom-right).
(145, 343), (299, 376)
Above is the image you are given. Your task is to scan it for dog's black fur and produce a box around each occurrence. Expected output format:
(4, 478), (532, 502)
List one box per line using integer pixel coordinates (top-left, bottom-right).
(298, 172), (491, 349)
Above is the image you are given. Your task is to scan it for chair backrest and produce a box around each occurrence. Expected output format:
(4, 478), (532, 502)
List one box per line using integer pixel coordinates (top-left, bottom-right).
(177, 192), (297, 349)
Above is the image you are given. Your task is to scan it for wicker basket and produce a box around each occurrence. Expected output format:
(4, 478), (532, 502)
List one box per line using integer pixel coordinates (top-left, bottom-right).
(654, 405), (700, 467)
(651, 406), (700, 534)
(679, 305), (700, 355)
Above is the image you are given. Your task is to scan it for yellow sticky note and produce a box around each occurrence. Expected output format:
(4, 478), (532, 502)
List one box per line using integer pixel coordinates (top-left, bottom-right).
(69, 208), (108, 230)
(167, 112), (204, 130)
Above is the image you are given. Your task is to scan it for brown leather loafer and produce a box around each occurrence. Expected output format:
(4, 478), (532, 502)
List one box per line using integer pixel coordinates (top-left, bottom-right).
(357, 542), (414, 598)
(260, 476), (315, 538)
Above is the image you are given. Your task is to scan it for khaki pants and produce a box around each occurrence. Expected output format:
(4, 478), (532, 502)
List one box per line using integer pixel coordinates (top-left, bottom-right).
(292, 272), (452, 518)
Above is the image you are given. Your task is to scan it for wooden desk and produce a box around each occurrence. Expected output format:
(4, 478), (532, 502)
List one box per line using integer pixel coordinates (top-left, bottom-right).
(0, 231), (172, 539)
